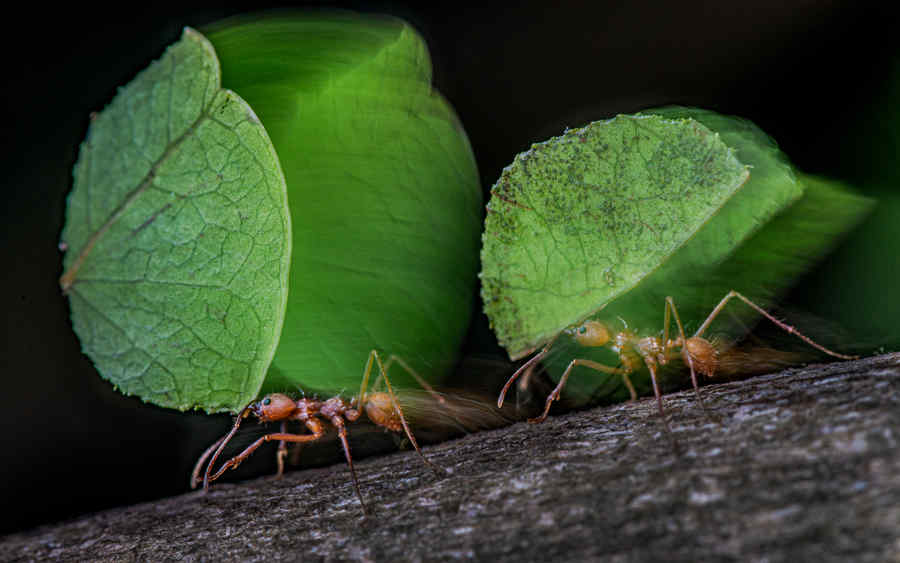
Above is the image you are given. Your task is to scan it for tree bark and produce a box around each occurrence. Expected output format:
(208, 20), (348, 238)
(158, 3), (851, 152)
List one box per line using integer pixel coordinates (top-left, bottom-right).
(3, 353), (899, 562)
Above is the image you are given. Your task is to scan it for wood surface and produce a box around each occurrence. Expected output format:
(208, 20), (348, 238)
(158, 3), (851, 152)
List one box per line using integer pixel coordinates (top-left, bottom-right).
(3, 353), (899, 562)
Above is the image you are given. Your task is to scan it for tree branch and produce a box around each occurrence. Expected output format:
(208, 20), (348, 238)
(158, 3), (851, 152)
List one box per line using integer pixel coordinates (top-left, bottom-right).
(3, 353), (899, 561)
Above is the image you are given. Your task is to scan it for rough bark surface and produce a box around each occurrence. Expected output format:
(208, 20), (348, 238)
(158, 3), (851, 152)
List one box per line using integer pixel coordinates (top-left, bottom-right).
(3, 353), (899, 562)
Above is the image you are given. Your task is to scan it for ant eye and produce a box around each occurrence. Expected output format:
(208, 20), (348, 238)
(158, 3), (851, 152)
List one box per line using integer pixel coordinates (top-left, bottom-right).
(578, 326), (587, 334)
(262, 397), (271, 406)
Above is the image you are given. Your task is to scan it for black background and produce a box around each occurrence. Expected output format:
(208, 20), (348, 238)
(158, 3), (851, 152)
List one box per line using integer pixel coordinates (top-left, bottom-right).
(2, 1), (897, 536)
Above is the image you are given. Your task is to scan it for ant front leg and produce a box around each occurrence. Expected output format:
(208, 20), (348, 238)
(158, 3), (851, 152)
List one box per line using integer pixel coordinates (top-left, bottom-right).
(497, 335), (560, 409)
(694, 290), (856, 360)
(199, 403), (253, 490)
(205, 419), (325, 486)
(529, 358), (629, 424)
(191, 433), (227, 489)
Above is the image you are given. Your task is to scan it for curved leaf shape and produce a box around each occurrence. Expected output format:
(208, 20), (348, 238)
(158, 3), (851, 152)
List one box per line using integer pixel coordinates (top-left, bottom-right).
(61, 14), (482, 413)
(481, 113), (778, 360)
(60, 29), (291, 412)
(481, 108), (871, 404)
(205, 13), (482, 396)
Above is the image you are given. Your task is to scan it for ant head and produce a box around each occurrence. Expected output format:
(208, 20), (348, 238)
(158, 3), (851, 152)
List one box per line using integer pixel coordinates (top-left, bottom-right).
(250, 393), (296, 422)
(565, 320), (611, 347)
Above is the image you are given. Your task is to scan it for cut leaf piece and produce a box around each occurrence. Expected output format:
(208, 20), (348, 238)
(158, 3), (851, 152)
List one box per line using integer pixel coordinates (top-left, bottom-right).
(205, 13), (482, 397)
(481, 108), (872, 405)
(481, 112), (793, 360)
(543, 172), (872, 404)
(60, 29), (291, 412)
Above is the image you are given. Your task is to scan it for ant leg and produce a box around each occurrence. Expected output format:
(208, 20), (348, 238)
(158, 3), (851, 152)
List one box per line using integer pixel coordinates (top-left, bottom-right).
(529, 358), (628, 424)
(621, 372), (638, 401)
(201, 403), (253, 490)
(356, 350), (378, 408)
(191, 433), (227, 489)
(275, 421), (288, 479)
(205, 419), (325, 486)
(498, 335), (560, 408)
(382, 355), (446, 406)
(642, 359), (675, 439)
(383, 354), (474, 434)
(666, 297), (720, 424)
(665, 297), (703, 405)
(516, 360), (539, 412)
(694, 290), (857, 360)
(288, 442), (304, 466)
(329, 416), (368, 515)
(366, 350), (444, 474)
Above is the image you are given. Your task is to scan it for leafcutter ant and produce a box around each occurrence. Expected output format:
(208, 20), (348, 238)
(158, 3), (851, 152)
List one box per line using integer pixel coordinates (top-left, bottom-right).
(191, 350), (444, 513)
(498, 290), (856, 432)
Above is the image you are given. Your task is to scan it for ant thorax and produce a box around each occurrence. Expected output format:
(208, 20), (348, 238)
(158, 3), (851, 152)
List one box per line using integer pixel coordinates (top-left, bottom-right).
(288, 396), (362, 424)
(610, 329), (644, 372)
(635, 336), (668, 368)
(569, 319), (697, 374)
(317, 396), (355, 419)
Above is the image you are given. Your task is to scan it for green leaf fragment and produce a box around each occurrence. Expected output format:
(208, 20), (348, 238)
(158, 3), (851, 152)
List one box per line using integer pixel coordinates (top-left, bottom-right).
(481, 107), (872, 404)
(205, 13), (482, 396)
(481, 113), (762, 359)
(60, 29), (291, 412)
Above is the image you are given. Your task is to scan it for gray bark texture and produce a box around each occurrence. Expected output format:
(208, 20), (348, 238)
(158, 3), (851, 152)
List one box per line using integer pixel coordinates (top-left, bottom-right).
(3, 353), (900, 562)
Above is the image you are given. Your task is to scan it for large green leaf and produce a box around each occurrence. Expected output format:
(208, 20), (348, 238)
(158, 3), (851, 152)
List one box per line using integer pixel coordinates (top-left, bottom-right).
(60, 29), (291, 412)
(481, 112), (800, 360)
(481, 108), (871, 404)
(61, 14), (482, 413)
(797, 60), (900, 351)
(204, 13), (482, 397)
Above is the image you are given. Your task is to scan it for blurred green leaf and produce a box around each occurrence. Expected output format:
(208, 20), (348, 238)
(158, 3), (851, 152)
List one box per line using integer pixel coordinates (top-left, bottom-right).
(61, 14), (482, 413)
(481, 112), (802, 360)
(796, 60), (900, 350)
(205, 13), (482, 397)
(481, 108), (871, 404)
(60, 29), (291, 412)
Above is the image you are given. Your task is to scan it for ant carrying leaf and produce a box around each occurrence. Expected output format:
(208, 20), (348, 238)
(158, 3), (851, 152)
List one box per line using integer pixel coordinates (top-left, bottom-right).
(498, 291), (856, 433)
(481, 109), (872, 432)
(191, 350), (445, 514)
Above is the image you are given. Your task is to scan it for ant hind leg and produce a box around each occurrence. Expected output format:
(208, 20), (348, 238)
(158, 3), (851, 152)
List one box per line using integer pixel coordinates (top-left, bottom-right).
(694, 291), (856, 360)
(360, 350), (444, 475)
(529, 358), (628, 424)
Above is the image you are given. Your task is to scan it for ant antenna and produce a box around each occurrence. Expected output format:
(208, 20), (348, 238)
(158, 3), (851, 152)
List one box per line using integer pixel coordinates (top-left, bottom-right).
(202, 403), (253, 490)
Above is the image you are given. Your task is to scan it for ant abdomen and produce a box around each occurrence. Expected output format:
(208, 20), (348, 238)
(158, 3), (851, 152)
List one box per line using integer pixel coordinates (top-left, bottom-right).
(682, 336), (718, 378)
(364, 392), (404, 432)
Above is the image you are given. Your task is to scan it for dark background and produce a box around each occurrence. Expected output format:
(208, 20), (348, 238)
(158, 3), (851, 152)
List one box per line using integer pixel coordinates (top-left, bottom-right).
(2, 1), (897, 536)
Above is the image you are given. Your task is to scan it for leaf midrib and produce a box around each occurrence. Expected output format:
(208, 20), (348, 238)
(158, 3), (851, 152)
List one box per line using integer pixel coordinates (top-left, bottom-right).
(60, 107), (212, 293)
